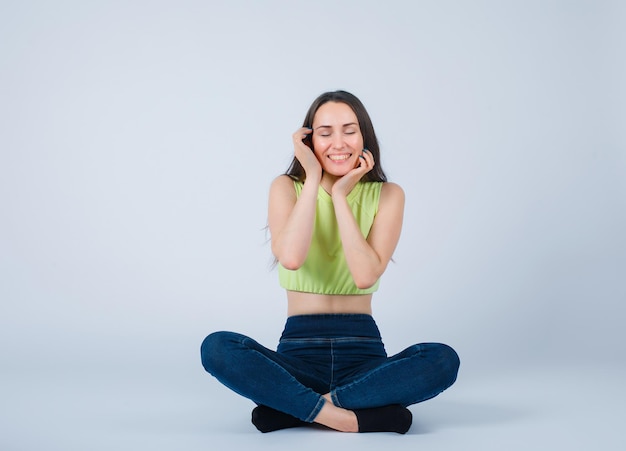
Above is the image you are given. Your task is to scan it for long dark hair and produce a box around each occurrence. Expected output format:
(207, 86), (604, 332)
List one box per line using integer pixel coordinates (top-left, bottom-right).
(285, 91), (388, 183)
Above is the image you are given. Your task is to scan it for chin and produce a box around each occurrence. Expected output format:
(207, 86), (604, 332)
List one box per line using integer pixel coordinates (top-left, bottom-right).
(323, 161), (359, 177)
(324, 168), (353, 177)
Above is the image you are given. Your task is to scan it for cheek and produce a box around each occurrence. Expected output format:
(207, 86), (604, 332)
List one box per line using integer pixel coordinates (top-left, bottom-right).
(352, 155), (361, 168)
(347, 134), (364, 149)
(312, 137), (329, 154)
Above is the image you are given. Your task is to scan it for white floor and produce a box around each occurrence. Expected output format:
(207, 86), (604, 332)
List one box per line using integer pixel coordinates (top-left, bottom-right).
(2, 359), (624, 451)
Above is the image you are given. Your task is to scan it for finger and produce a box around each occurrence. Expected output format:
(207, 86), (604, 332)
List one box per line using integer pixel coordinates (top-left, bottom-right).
(362, 148), (375, 166)
(359, 151), (372, 167)
(357, 152), (374, 172)
(293, 127), (313, 140)
(356, 156), (371, 173)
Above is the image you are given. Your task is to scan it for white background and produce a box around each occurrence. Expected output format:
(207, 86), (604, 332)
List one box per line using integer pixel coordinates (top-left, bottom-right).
(1, 1), (624, 450)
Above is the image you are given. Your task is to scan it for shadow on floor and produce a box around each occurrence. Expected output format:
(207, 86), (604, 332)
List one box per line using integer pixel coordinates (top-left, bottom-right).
(408, 399), (529, 435)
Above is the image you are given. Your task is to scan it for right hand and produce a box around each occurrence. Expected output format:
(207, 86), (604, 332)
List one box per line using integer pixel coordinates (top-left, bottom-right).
(292, 127), (322, 180)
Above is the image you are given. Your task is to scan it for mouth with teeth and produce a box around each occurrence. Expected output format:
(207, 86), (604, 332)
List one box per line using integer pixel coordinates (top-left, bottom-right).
(328, 154), (352, 162)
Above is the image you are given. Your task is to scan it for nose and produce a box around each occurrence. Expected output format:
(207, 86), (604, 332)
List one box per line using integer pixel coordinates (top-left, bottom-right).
(332, 134), (344, 150)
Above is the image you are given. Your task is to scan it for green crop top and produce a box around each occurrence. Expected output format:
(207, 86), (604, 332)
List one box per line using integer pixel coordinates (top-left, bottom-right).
(278, 180), (383, 295)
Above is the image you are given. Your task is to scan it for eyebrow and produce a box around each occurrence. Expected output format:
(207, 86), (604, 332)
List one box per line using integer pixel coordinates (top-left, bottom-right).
(315, 122), (358, 130)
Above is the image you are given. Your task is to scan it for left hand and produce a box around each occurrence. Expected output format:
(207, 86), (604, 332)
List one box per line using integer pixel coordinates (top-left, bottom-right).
(331, 149), (375, 198)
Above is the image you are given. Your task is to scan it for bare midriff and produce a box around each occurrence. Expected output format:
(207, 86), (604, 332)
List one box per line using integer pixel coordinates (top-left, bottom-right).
(286, 291), (373, 316)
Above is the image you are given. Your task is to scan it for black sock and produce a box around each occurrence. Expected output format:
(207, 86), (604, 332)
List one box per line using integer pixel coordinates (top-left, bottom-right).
(251, 405), (304, 433)
(353, 404), (413, 434)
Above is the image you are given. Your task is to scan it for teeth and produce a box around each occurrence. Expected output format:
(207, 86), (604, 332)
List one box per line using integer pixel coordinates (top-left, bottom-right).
(329, 154), (350, 161)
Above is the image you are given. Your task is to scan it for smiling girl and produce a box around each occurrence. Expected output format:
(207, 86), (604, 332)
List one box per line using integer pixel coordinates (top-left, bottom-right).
(201, 90), (459, 434)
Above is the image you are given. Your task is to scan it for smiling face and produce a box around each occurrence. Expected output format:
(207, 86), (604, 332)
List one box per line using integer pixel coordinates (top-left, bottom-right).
(311, 101), (364, 178)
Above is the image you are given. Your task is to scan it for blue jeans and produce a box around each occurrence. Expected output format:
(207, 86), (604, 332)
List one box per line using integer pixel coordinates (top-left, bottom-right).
(201, 314), (459, 422)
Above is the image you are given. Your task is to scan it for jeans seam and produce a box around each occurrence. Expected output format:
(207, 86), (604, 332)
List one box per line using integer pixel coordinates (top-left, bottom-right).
(333, 358), (412, 406)
(304, 396), (326, 423)
(241, 337), (325, 421)
(279, 337), (381, 344)
(330, 340), (335, 390)
(330, 390), (342, 408)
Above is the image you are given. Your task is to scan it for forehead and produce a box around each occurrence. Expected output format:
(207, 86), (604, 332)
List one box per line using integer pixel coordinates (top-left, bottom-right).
(313, 102), (357, 125)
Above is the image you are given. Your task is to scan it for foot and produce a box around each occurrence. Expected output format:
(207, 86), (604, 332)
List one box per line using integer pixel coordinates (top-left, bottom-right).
(354, 405), (413, 434)
(251, 405), (304, 433)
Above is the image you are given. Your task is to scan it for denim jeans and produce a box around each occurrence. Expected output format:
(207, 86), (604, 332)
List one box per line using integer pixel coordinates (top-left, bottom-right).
(201, 314), (459, 422)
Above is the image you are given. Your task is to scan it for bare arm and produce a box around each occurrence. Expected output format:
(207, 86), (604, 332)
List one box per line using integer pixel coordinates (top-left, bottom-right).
(330, 150), (404, 289)
(268, 127), (322, 270)
(333, 182), (405, 289)
(268, 175), (320, 269)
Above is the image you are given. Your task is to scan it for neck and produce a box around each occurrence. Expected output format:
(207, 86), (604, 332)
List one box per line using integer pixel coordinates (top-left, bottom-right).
(320, 173), (339, 195)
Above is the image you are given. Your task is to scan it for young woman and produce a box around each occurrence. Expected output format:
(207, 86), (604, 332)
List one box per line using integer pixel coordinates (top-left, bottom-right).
(201, 91), (459, 434)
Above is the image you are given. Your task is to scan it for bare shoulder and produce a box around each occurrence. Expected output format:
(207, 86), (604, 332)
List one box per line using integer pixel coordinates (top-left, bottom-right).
(380, 182), (405, 205)
(270, 174), (296, 194)
(269, 175), (298, 207)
